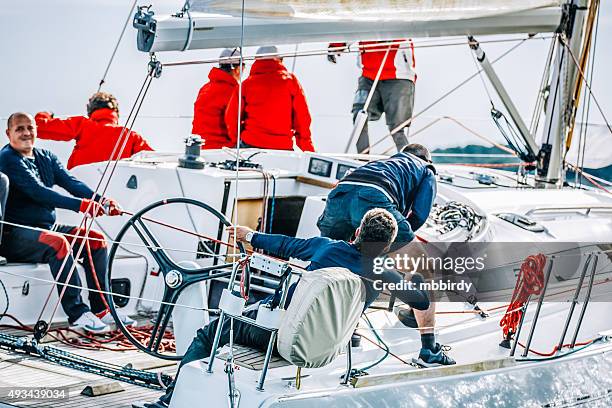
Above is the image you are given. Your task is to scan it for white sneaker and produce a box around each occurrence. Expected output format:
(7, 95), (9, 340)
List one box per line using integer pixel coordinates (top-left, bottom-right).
(99, 309), (137, 327)
(72, 311), (109, 333)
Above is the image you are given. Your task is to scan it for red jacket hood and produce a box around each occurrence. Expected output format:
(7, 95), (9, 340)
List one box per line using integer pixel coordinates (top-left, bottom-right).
(250, 59), (288, 75)
(208, 67), (238, 85)
(89, 108), (119, 125)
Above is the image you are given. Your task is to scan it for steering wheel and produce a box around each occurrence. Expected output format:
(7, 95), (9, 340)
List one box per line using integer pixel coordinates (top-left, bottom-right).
(105, 197), (245, 360)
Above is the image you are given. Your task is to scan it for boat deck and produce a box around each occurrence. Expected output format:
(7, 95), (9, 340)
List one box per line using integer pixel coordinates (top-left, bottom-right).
(0, 324), (175, 408)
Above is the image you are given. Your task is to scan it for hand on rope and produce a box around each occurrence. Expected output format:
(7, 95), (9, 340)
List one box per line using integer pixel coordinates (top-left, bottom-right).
(102, 197), (123, 216)
(79, 199), (105, 218)
(499, 254), (546, 338)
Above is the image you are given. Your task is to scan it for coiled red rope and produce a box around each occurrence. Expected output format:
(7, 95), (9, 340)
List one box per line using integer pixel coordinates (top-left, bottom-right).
(499, 254), (547, 337)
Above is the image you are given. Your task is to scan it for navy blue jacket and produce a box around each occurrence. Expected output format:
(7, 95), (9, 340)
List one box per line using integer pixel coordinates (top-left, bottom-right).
(0, 145), (99, 229)
(342, 152), (436, 232)
(252, 233), (429, 310)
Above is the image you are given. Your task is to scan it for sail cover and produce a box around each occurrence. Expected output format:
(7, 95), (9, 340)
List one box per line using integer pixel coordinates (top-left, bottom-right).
(191, 0), (563, 21)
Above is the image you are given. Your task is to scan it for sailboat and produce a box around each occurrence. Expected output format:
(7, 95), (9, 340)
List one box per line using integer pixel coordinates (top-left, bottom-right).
(1, 0), (612, 407)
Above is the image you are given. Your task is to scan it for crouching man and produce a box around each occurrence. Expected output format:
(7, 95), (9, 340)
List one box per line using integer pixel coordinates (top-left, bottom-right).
(0, 112), (134, 332)
(140, 208), (429, 408)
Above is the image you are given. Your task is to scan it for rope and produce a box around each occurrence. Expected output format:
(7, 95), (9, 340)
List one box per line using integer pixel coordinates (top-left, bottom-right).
(499, 254), (547, 337)
(162, 36), (551, 68)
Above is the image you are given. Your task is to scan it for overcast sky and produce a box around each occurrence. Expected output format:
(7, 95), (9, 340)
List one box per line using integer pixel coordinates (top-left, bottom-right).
(0, 1), (610, 162)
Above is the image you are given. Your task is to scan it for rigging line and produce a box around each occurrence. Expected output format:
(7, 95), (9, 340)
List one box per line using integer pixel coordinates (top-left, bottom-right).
(231, 0), (246, 258)
(383, 115), (516, 156)
(364, 36), (531, 155)
(579, 3), (600, 188)
(530, 36), (556, 136)
(161, 36), (550, 68)
(560, 36), (612, 137)
(290, 44), (299, 73)
(0, 219), (232, 259)
(97, 0), (138, 91)
(0, 268), (220, 313)
(40, 69), (158, 327)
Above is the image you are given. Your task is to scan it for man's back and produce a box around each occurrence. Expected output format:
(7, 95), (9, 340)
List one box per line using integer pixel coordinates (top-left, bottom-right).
(192, 67), (237, 149)
(343, 152), (436, 216)
(36, 108), (153, 169)
(225, 59), (314, 151)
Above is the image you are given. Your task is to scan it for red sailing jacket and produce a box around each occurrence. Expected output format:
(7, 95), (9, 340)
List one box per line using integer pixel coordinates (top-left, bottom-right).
(330, 40), (416, 82)
(35, 108), (153, 169)
(225, 59), (315, 152)
(192, 67), (238, 149)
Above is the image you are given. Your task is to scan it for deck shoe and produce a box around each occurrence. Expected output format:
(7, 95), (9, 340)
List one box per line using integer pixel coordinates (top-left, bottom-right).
(98, 309), (137, 327)
(415, 343), (456, 367)
(72, 311), (109, 333)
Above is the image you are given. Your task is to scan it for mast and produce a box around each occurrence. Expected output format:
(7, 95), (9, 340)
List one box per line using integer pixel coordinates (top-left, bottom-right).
(535, 0), (589, 187)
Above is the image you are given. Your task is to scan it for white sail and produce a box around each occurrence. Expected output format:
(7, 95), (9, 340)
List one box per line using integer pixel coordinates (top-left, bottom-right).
(191, 0), (562, 21)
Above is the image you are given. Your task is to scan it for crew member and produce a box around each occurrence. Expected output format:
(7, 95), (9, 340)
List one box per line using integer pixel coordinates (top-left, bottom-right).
(0, 172), (7, 265)
(141, 209), (429, 408)
(328, 40), (416, 153)
(225, 46), (315, 152)
(192, 48), (243, 149)
(35, 92), (153, 169)
(317, 143), (454, 366)
(0, 112), (134, 332)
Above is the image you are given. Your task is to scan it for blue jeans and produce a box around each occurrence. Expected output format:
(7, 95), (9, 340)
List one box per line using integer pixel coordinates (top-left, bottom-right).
(316, 184), (415, 247)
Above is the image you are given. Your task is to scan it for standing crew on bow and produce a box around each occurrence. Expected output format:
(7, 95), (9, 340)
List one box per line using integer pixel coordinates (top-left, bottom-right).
(317, 143), (455, 366)
(192, 48), (243, 149)
(328, 39), (417, 153)
(35, 92), (153, 169)
(225, 46), (315, 152)
(0, 112), (134, 332)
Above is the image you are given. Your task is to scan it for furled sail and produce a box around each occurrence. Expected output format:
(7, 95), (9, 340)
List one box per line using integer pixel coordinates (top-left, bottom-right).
(191, 0), (562, 21)
(134, 0), (564, 52)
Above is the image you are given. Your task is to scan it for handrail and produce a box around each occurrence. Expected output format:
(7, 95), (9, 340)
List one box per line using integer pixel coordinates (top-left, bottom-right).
(525, 205), (612, 216)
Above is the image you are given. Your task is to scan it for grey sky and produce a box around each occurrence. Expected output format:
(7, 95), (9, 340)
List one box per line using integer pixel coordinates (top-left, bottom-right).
(0, 1), (609, 161)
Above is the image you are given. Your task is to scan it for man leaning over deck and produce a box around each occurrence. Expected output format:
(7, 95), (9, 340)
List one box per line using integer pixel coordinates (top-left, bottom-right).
(137, 208), (429, 408)
(0, 112), (134, 333)
(317, 143), (456, 366)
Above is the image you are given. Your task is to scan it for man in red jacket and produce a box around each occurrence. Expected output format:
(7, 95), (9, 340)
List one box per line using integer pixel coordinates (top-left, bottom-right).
(192, 48), (243, 149)
(35, 92), (153, 169)
(225, 46), (315, 152)
(329, 40), (416, 154)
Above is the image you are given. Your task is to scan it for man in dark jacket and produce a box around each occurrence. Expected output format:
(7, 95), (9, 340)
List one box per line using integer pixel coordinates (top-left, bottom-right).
(140, 208), (429, 408)
(317, 143), (454, 366)
(225, 46), (315, 152)
(192, 48), (243, 149)
(0, 112), (134, 332)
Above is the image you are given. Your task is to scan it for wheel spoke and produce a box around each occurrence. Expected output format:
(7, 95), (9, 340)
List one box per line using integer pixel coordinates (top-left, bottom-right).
(147, 292), (176, 353)
(131, 218), (180, 271)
